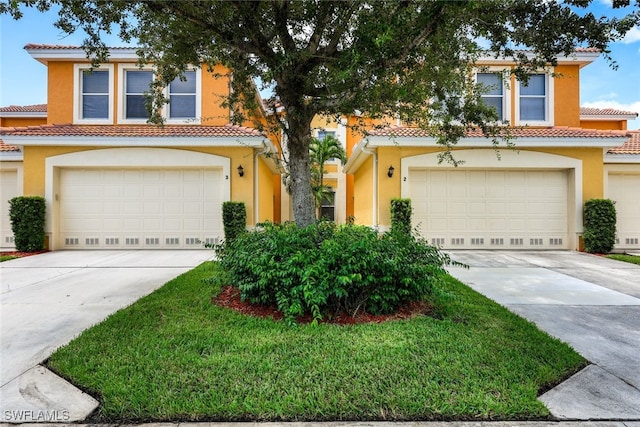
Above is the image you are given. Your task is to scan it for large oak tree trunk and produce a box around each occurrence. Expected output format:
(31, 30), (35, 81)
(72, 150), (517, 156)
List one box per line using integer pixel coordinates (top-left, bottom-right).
(286, 113), (317, 227)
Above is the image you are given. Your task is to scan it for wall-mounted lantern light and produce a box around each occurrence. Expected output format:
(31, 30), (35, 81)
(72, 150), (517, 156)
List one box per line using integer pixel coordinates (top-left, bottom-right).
(237, 165), (244, 177)
(387, 165), (395, 178)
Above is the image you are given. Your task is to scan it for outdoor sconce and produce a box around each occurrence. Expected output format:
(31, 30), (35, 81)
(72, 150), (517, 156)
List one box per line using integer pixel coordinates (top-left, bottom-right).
(237, 165), (244, 177)
(387, 165), (395, 178)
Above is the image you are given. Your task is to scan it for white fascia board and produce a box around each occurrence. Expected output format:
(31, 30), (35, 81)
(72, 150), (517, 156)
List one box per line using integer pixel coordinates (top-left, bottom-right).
(477, 51), (600, 67)
(605, 154), (640, 164)
(364, 135), (628, 148)
(0, 151), (23, 161)
(343, 139), (374, 174)
(581, 115), (638, 121)
(28, 48), (139, 64)
(0, 112), (47, 118)
(0, 135), (268, 148)
(258, 139), (285, 174)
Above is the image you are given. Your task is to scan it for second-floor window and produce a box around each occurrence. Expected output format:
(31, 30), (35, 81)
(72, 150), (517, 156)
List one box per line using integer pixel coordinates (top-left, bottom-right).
(81, 70), (109, 119)
(74, 64), (114, 124)
(124, 70), (153, 119)
(119, 65), (200, 124)
(168, 71), (197, 119)
(516, 73), (553, 125)
(477, 72), (505, 121)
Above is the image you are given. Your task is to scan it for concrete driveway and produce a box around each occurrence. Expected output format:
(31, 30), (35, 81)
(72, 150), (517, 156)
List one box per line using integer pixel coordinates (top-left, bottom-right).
(447, 250), (640, 420)
(0, 250), (214, 421)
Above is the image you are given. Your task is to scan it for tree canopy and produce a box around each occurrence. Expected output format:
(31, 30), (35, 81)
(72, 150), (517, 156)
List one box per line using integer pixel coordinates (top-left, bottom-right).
(2, 0), (638, 226)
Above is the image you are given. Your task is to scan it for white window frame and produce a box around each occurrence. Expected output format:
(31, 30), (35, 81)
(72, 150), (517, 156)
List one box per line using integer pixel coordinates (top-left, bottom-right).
(73, 64), (114, 124)
(473, 68), (511, 124)
(117, 64), (155, 124)
(118, 64), (202, 124)
(166, 69), (202, 124)
(515, 70), (554, 126)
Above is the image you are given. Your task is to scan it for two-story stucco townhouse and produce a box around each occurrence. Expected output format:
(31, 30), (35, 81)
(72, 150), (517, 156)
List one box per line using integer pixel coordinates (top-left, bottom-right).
(0, 44), (282, 251)
(342, 49), (639, 251)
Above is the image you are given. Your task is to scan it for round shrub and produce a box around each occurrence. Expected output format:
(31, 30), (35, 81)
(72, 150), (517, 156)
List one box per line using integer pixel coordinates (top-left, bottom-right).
(216, 221), (455, 324)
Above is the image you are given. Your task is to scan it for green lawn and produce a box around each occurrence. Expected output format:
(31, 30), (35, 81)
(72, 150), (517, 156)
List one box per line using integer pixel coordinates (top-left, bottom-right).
(0, 255), (18, 262)
(607, 254), (640, 266)
(47, 261), (585, 422)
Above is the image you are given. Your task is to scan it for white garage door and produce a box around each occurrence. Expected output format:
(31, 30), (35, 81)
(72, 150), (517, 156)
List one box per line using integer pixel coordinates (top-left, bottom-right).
(60, 168), (224, 249)
(410, 169), (569, 249)
(608, 174), (640, 250)
(0, 170), (18, 249)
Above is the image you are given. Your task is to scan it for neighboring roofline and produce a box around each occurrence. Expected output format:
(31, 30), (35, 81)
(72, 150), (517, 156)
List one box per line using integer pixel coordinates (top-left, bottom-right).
(604, 153), (640, 164)
(580, 115), (638, 121)
(0, 111), (47, 118)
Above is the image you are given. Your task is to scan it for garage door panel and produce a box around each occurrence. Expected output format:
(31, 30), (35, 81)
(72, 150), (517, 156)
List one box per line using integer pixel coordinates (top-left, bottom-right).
(410, 168), (569, 249)
(609, 174), (640, 250)
(60, 168), (224, 249)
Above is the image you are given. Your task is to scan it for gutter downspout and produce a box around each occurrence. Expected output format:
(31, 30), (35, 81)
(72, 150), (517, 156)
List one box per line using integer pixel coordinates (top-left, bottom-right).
(361, 143), (378, 228)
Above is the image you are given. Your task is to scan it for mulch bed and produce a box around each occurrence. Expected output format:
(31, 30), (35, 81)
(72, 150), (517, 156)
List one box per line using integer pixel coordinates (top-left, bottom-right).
(0, 250), (48, 258)
(213, 285), (434, 325)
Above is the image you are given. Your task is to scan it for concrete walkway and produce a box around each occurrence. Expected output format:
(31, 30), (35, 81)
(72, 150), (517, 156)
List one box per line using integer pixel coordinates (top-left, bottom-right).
(0, 250), (214, 422)
(448, 251), (640, 420)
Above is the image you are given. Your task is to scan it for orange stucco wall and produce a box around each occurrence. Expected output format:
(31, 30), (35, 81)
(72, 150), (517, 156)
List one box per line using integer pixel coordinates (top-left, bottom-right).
(47, 62), (74, 124)
(553, 65), (581, 127)
(0, 117), (46, 127)
(580, 120), (627, 131)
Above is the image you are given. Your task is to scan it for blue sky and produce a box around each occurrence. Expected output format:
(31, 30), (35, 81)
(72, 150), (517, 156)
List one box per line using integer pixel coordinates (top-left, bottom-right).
(1, 2), (639, 129)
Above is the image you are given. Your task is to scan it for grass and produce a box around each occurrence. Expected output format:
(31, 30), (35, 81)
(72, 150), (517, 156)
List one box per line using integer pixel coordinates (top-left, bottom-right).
(47, 261), (585, 422)
(0, 255), (19, 262)
(607, 254), (640, 266)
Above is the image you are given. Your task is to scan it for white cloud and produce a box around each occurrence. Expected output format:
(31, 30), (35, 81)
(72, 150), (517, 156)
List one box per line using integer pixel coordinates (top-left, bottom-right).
(583, 100), (640, 130)
(598, 0), (613, 6)
(621, 26), (640, 44)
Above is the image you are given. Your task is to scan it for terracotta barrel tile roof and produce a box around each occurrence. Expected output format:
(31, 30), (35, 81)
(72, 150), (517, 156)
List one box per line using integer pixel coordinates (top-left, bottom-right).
(0, 123), (265, 138)
(608, 131), (640, 154)
(24, 43), (132, 51)
(0, 140), (20, 152)
(367, 125), (629, 139)
(0, 104), (47, 113)
(580, 107), (638, 117)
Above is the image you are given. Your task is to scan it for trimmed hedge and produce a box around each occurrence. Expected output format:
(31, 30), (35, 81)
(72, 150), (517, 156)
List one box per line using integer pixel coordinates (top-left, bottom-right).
(222, 201), (246, 245)
(216, 221), (457, 324)
(390, 198), (412, 235)
(9, 196), (46, 252)
(583, 198), (616, 254)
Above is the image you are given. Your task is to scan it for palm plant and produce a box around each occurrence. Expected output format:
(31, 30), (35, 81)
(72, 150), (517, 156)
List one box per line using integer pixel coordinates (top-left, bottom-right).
(309, 135), (347, 219)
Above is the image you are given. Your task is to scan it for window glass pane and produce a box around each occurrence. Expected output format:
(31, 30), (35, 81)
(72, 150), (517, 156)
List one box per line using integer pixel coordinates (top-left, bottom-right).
(520, 98), (545, 121)
(82, 95), (109, 119)
(126, 95), (148, 119)
(126, 71), (153, 93)
(477, 73), (502, 95)
(170, 71), (196, 94)
(83, 71), (108, 94)
(520, 74), (545, 96)
(481, 96), (503, 120)
(317, 130), (336, 141)
(169, 95), (196, 118)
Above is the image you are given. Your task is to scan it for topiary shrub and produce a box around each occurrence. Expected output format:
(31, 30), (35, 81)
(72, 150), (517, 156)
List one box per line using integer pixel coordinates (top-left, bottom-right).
(9, 196), (46, 252)
(583, 198), (616, 254)
(390, 198), (412, 235)
(216, 221), (456, 324)
(222, 201), (246, 245)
